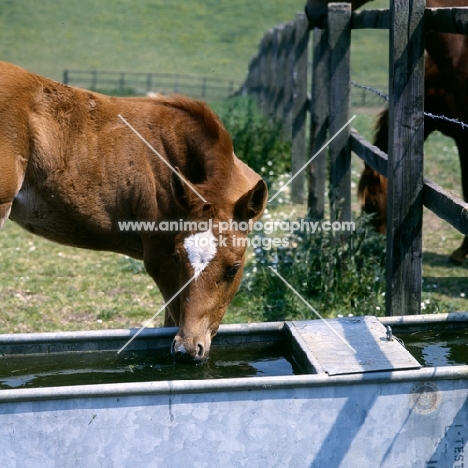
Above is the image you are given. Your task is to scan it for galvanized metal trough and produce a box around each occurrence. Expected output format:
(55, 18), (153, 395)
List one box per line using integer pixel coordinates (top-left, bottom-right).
(1, 313), (468, 467)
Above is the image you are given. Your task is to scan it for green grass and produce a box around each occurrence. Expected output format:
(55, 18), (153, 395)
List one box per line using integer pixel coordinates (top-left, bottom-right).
(0, 223), (165, 334)
(420, 132), (468, 313)
(0, 0), (390, 92)
(0, 0), (305, 83)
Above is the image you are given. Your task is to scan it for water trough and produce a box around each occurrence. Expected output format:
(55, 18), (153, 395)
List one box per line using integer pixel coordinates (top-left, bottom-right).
(1, 313), (468, 467)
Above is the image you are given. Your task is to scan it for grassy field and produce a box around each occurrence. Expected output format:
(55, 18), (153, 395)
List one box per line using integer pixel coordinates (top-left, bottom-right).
(0, 223), (167, 333)
(0, 0), (389, 89)
(0, 0), (466, 334)
(0, 0), (305, 83)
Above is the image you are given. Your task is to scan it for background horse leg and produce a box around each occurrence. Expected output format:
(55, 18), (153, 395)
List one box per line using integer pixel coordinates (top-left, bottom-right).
(359, 55), (468, 264)
(357, 110), (389, 233)
(450, 137), (468, 264)
(451, 237), (468, 264)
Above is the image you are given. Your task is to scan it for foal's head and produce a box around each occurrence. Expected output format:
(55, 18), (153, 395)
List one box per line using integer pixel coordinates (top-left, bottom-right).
(170, 177), (267, 363)
(150, 96), (268, 363)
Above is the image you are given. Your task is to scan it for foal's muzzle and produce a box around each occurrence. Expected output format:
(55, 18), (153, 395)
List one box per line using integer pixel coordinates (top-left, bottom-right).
(171, 337), (208, 365)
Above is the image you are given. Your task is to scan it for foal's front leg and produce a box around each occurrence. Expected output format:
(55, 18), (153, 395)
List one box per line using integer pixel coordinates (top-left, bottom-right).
(142, 239), (181, 327)
(0, 147), (27, 229)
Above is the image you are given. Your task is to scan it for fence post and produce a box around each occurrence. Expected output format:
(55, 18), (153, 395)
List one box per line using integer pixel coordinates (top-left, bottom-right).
(270, 26), (282, 121)
(290, 13), (309, 204)
(146, 74), (152, 92)
(257, 37), (267, 114)
(327, 3), (352, 225)
(202, 77), (207, 98)
(91, 70), (97, 90)
(273, 26), (283, 121)
(244, 56), (259, 101)
(386, 0), (425, 316)
(63, 69), (69, 85)
(251, 56), (261, 104)
(282, 22), (295, 133)
(308, 27), (329, 220)
(119, 73), (125, 93)
(264, 30), (275, 116)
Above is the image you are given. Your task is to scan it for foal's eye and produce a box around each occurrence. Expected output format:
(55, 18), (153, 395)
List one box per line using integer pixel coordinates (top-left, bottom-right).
(172, 253), (180, 266)
(225, 263), (241, 278)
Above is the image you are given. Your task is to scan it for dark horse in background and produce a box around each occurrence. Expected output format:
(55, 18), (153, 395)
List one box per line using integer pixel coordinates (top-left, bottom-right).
(307, 0), (468, 264)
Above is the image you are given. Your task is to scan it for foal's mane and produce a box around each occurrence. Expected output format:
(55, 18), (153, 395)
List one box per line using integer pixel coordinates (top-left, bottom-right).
(159, 96), (228, 144)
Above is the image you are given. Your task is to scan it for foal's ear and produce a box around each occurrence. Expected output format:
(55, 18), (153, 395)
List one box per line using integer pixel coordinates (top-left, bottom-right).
(234, 180), (268, 222)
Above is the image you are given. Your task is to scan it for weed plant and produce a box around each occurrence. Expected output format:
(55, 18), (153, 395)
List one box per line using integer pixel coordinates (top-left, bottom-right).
(218, 98), (388, 322)
(236, 214), (387, 322)
(218, 97), (291, 191)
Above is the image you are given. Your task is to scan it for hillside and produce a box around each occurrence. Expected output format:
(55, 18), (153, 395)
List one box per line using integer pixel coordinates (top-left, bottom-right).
(0, 0), (305, 83)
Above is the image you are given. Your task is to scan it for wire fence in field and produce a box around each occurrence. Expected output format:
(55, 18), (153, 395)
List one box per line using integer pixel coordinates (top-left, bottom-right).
(350, 81), (388, 108)
(63, 69), (240, 101)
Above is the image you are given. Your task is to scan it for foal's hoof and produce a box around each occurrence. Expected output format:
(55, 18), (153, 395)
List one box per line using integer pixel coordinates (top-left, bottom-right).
(450, 248), (467, 265)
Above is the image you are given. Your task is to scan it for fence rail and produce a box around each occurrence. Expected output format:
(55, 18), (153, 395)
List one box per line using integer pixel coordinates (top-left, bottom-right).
(241, 2), (468, 316)
(63, 69), (239, 101)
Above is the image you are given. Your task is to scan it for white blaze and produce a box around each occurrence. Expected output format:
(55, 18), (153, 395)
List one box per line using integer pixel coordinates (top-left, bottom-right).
(183, 229), (217, 279)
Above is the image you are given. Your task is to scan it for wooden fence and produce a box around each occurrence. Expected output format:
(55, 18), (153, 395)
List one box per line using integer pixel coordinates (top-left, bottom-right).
(63, 69), (238, 101)
(241, 2), (468, 316)
(238, 13), (310, 204)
